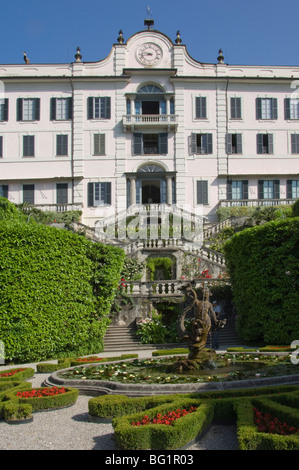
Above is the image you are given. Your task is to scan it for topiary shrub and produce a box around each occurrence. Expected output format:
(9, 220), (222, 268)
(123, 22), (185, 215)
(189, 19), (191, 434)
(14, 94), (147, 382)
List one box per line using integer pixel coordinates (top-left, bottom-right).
(0, 200), (125, 363)
(224, 218), (299, 344)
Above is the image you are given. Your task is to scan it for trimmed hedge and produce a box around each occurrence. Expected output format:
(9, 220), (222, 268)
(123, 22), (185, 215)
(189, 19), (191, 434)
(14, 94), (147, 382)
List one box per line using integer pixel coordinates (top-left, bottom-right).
(0, 368), (35, 381)
(89, 385), (299, 450)
(36, 354), (139, 372)
(5, 386), (79, 412)
(0, 200), (125, 363)
(112, 398), (214, 450)
(224, 218), (299, 344)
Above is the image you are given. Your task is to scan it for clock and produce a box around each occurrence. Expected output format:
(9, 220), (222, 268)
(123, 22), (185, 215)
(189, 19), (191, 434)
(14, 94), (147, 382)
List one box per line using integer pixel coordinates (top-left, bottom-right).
(137, 43), (163, 66)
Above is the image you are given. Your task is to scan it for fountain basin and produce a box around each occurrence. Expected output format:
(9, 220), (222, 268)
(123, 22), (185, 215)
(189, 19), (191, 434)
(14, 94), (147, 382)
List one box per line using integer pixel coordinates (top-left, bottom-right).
(43, 354), (299, 397)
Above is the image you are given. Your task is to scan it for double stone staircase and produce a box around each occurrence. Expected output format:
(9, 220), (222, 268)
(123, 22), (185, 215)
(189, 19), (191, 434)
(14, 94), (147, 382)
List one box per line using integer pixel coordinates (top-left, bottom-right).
(103, 317), (242, 352)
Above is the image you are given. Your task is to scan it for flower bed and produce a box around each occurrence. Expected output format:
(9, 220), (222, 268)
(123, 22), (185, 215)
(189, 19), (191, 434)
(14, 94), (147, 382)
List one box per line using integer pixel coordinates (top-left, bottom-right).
(89, 385), (299, 450)
(16, 386), (67, 399)
(5, 386), (79, 413)
(254, 407), (299, 435)
(0, 368), (35, 382)
(131, 407), (198, 426)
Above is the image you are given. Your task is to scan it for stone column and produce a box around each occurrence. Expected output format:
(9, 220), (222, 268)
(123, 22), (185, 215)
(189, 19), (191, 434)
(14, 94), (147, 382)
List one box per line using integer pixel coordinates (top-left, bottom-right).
(166, 176), (173, 205)
(130, 177), (136, 205)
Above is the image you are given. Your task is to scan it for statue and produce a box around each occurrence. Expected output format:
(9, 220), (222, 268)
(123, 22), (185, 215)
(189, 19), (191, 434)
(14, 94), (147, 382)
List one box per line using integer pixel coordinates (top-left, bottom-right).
(175, 282), (226, 370)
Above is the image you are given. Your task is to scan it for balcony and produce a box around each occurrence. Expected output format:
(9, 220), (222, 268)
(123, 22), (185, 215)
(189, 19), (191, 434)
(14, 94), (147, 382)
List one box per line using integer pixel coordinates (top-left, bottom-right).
(219, 198), (296, 208)
(123, 114), (179, 132)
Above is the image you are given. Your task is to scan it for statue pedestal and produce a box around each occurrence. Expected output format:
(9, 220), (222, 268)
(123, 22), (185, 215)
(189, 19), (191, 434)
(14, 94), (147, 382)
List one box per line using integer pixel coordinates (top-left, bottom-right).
(174, 347), (217, 372)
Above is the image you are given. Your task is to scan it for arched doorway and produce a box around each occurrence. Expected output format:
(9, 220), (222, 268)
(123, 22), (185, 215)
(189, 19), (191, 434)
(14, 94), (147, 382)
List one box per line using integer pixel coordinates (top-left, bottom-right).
(126, 164), (176, 206)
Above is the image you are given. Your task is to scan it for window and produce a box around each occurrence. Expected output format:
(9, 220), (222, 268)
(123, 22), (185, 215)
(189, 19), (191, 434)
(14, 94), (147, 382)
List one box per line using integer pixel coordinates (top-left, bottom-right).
(256, 98), (277, 120)
(291, 134), (299, 154)
(87, 182), (111, 206)
(0, 99), (8, 121)
(0, 136), (2, 158)
(257, 134), (273, 154)
(0, 185), (8, 199)
(197, 180), (208, 204)
(258, 180), (280, 200)
(23, 184), (35, 204)
(226, 134), (242, 154)
(93, 134), (106, 155)
(17, 98), (40, 121)
(56, 183), (68, 205)
(87, 97), (111, 119)
(287, 180), (299, 199)
(23, 136), (35, 157)
(56, 135), (68, 156)
(133, 133), (168, 155)
(191, 133), (213, 154)
(195, 97), (207, 119)
(50, 98), (72, 120)
(227, 180), (248, 200)
(284, 98), (299, 120)
(230, 97), (242, 119)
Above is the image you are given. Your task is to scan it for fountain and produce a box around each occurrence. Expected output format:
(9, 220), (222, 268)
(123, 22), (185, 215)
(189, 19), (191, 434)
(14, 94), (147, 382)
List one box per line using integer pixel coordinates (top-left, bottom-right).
(174, 282), (226, 371)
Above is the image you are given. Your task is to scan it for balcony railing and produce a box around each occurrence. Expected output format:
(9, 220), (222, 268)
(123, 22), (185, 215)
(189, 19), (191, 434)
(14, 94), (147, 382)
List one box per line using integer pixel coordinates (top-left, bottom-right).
(22, 203), (83, 212)
(123, 114), (179, 130)
(219, 198), (296, 208)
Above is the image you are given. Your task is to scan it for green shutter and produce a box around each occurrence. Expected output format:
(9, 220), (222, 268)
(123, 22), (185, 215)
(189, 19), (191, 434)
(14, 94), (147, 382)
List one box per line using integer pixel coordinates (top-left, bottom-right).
(207, 134), (213, 154)
(159, 133), (168, 154)
(17, 98), (23, 121)
(284, 98), (290, 120)
(133, 133), (143, 155)
(87, 97), (94, 119)
(87, 182), (94, 207)
(35, 99), (40, 121)
(256, 98), (262, 120)
(50, 98), (56, 120)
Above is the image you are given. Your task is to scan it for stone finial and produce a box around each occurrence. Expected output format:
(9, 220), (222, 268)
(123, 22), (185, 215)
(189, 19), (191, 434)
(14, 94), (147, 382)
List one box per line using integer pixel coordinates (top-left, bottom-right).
(117, 30), (124, 44)
(175, 30), (182, 44)
(217, 49), (224, 64)
(23, 52), (30, 64)
(75, 47), (82, 62)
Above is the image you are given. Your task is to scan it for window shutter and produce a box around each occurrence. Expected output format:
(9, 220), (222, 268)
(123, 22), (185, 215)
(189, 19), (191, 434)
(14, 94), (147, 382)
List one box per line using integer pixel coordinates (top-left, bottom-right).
(159, 133), (168, 154)
(50, 98), (56, 120)
(258, 180), (264, 199)
(286, 180), (292, 199)
(274, 180), (280, 199)
(17, 98), (23, 121)
(272, 98), (278, 120)
(231, 97), (241, 119)
(284, 98), (290, 120)
(23, 136), (34, 157)
(23, 184), (35, 204)
(197, 181), (208, 205)
(94, 134), (105, 155)
(226, 134), (232, 154)
(226, 180), (232, 200)
(34, 99), (40, 121)
(160, 100), (166, 115)
(191, 133), (197, 154)
(68, 98), (73, 120)
(207, 134), (213, 154)
(256, 98), (262, 120)
(56, 183), (68, 204)
(236, 134), (242, 154)
(105, 182), (111, 205)
(242, 180), (248, 199)
(1, 185), (8, 199)
(195, 97), (206, 119)
(3, 99), (8, 121)
(102, 97), (111, 119)
(0, 136), (3, 157)
(257, 134), (263, 154)
(268, 134), (273, 154)
(135, 101), (141, 115)
(87, 97), (94, 119)
(133, 133), (143, 155)
(87, 182), (94, 207)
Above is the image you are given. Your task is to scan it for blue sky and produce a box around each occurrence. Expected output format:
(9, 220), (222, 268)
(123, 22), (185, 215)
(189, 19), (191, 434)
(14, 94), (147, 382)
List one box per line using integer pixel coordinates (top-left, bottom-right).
(2, 0), (299, 66)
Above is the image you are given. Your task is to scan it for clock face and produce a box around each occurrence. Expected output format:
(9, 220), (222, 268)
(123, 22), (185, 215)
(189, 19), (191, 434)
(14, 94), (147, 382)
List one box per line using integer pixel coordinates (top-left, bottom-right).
(137, 43), (163, 66)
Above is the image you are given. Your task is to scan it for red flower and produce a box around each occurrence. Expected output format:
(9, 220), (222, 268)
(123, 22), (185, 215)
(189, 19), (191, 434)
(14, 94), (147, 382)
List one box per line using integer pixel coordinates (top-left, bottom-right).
(131, 407), (197, 427)
(16, 387), (66, 398)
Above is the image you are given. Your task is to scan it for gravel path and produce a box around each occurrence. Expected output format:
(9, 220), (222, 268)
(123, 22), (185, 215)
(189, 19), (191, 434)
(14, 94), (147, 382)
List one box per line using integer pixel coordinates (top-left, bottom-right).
(0, 353), (240, 451)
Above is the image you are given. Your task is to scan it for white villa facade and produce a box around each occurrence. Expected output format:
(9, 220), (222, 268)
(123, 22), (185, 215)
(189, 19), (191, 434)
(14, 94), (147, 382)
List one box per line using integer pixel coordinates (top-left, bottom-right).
(1, 20), (299, 228)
